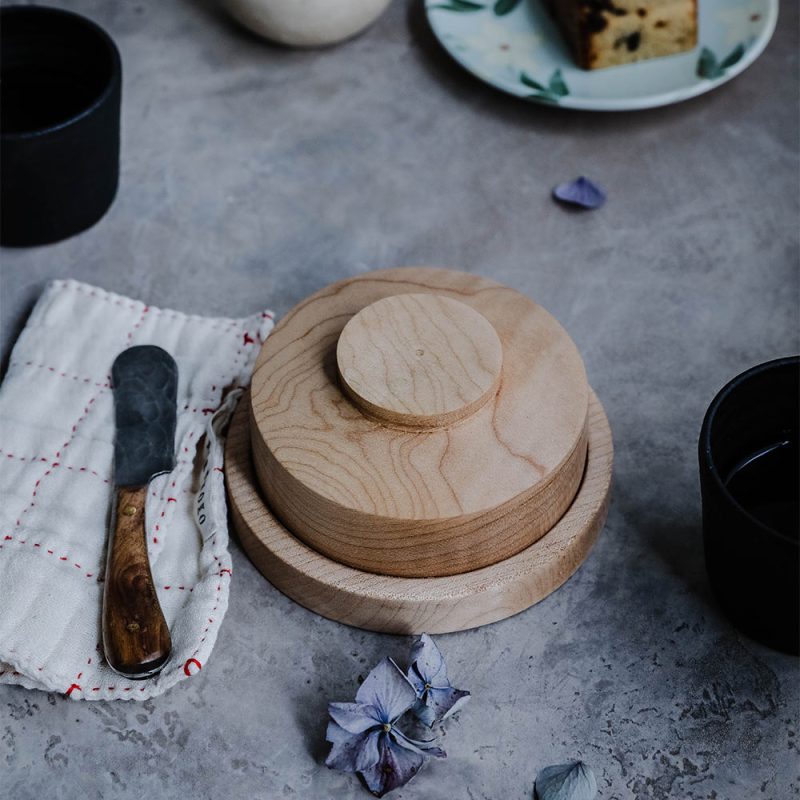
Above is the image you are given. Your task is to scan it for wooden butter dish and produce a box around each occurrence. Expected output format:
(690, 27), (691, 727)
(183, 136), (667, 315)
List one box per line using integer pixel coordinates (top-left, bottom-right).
(225, 267), (613, 633)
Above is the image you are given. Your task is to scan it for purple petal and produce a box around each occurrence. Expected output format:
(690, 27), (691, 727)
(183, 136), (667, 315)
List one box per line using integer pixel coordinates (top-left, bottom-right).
(411, 697), (437, 727)
(355, 658), (417, 723)
(406, 666), (426, 697)
(329, 701), (382, 734)
(355, 729), (382, 773)
(535, 761), (598, 800)
(360, 732), (425, 797)
(429, 686), (471, 722)
(552, 176), (606, 209)
(408, 634), (448, 686)
(392, 727), (447, 759)
(325, 721), (370, 773)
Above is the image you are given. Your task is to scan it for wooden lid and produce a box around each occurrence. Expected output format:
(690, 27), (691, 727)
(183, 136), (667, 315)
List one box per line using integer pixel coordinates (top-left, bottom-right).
(336, 293), (504, 429)
(249, 267), (589, 578)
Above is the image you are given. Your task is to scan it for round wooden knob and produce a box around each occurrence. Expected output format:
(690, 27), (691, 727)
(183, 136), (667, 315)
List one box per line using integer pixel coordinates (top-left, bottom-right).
(336, 293), (503, 429)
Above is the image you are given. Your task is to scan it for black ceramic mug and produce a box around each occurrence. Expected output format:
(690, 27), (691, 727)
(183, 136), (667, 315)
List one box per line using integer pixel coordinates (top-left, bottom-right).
(1, 6), (122, 246)
(699, 356), (799, 655)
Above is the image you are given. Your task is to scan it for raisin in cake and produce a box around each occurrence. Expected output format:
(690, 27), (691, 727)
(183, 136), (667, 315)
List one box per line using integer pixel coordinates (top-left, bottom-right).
(545, 0), (698, 70)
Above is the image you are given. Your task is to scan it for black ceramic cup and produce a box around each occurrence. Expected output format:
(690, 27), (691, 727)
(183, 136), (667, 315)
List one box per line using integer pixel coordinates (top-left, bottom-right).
(699, 356), (799, 655)
(1, 6), (121, 246)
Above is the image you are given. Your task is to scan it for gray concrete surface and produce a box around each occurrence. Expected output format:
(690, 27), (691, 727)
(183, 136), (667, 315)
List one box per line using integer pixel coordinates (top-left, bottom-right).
(1, 0), (798, 798)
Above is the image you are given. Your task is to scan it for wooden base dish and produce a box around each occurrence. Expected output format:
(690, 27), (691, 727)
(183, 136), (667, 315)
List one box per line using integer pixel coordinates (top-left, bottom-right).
(225, 390), (613, 634)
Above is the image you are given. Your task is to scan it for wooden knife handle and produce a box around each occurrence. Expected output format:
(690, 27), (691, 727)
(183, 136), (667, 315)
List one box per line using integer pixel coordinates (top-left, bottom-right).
(102, 485), (172, 678)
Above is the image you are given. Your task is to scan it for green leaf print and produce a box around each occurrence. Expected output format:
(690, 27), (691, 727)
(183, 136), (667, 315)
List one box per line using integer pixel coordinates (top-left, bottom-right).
(430, 0), (486, 11)
(697, 43), (746, 80)
(494, 0), (523, 15)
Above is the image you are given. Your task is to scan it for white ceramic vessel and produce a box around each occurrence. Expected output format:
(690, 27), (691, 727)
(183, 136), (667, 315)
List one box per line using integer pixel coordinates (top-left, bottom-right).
(223, 0), (392, 47)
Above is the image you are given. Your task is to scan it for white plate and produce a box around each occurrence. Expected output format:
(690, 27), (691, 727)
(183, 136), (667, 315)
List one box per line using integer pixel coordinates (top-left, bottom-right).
(425, 0), (778, 110)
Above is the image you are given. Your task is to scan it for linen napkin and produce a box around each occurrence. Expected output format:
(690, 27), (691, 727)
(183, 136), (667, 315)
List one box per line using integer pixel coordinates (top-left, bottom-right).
(0, 280), (273, 700)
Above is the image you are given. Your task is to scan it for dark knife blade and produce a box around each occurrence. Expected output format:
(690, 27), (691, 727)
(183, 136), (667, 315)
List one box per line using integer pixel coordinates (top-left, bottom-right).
(112, 345), (178, 487)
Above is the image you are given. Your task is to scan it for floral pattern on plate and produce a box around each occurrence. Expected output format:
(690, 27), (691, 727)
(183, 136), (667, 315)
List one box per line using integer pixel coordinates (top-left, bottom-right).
(424, 0), (778, 110)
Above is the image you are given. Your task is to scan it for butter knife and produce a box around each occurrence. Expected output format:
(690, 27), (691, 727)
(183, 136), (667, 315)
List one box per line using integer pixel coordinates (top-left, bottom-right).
(102, 345), (177, 679)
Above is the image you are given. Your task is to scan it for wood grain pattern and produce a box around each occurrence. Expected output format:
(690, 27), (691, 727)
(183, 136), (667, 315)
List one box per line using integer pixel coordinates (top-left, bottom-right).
(337, 293), (503, 428)
(101, 485), (172, 678)
(249, 267), (590, 578)
(226, 389), (613, 634)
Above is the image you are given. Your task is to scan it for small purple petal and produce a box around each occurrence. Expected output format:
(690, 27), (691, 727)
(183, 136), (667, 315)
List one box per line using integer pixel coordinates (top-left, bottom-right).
(408, 633), (448, 686)
(407, 634), (471, 726)
(360, 732), (425, 797)
(411, 697), (437, 727)
(392, 727), (447, 759)
(329, 701), (382, 734)
(552, 176), (606, 209)
(407, 666), (426, 696)
(535, 761), (598, 800)
(355, 658), (417, 723)
(325, 721), (370, 773)
(429, 686), (471, 722)
(355, 729), (382, 773)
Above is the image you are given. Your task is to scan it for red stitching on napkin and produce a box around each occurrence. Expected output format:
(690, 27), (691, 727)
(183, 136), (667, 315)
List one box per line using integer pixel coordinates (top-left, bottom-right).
(181, 404), (221, 415)
(188, 550), (225, 662)
(66, 465), (111, 483)
(10, 361), (110, 388)
(1, 533), (103, 580)
(13, 389), (107, 528)
(66, 684), (81, 696)
(125, 306), (150, 347)
(184, 658), (202, 676)
(60, 395), (102, 453)
(12, 301), (149, 534)
(67, 284), (141, 312)
(1, 449), (52, 463)
(66, 284), (243, 333)
(4, 499), (201, 592)
(1, 455), (110, 487)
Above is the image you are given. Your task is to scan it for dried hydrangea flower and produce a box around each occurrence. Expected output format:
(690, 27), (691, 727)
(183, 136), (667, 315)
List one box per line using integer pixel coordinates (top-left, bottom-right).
(552, 177), (606, 210)
(326, 657), (445, 797)
(407, 633), (471, 727)
(535, 761), (598, 800)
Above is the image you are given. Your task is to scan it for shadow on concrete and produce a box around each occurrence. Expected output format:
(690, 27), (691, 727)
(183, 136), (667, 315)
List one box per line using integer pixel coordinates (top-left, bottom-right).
(0, 283), (41, 382)
(611, 477), (717, 616)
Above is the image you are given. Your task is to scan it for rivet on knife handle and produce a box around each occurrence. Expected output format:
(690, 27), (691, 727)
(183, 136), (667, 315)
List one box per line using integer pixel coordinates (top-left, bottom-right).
(102, 484), (172, 677)
(104, 345), (178, 679)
